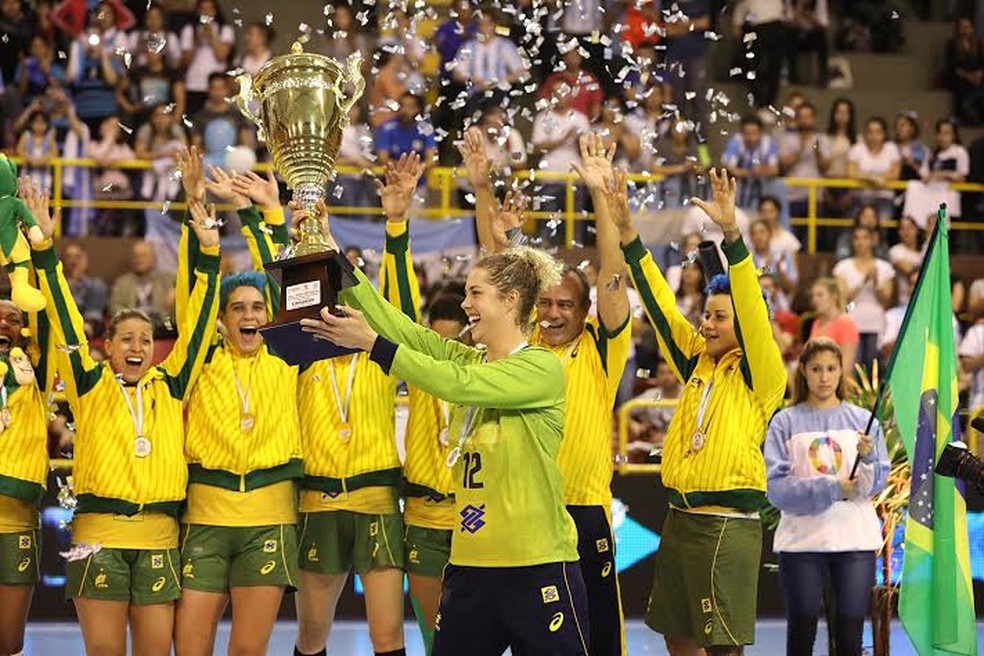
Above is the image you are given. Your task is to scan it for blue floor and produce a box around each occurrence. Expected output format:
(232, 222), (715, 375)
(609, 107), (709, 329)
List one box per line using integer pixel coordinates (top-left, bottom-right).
(20, 619), (984, 654)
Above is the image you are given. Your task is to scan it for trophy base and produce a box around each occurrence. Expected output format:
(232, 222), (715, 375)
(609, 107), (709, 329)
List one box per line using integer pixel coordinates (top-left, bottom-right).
(259, 320), (358, 366)
(262, 249), (358, 366)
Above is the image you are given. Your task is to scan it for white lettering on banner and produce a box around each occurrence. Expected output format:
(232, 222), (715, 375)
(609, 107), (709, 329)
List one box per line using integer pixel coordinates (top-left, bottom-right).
(285, 281), (322, 311)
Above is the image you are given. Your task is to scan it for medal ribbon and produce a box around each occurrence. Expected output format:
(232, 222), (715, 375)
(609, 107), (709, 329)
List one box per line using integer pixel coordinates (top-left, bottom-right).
(329, 354), (359, 424)
(117, 379), (145, 438)
(232, 357), (255, 418)
(695, 378), (716, 435)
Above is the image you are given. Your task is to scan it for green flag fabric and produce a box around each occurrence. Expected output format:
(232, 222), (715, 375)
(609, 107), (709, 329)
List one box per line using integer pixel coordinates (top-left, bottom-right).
(889, 207), (977, 655)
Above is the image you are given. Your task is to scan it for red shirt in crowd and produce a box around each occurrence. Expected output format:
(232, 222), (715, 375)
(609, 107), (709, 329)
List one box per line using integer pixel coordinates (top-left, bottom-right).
(540, 71), (605, 120)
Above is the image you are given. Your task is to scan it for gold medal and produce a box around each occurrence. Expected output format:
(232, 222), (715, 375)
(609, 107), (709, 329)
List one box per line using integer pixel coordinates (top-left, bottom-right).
(438, 426), (450, 446)
(240, 413), (255, 432)
(338, 424), (352, 441)
(446, 446), (461, 468)
(134, 436), (152, 458)
(691, 431), (706, 453)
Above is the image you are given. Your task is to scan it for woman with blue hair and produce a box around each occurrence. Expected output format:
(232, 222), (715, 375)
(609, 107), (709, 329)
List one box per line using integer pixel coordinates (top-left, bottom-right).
(170, 148), (303, 656)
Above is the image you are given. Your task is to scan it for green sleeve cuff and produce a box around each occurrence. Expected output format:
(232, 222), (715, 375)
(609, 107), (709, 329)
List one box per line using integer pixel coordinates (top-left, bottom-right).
(237, 206), (263, 227)
(598, 311), (631, 339)
(385, 224), (409, 254)
(620, 236), (648, 264)
(721, 236), (750, 266)
(30, 244), (58, 271)
(197, 247), (221, 273)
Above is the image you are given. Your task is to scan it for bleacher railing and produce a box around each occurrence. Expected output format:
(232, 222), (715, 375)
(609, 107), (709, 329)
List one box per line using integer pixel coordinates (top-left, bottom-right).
(15, 157), (984, 253)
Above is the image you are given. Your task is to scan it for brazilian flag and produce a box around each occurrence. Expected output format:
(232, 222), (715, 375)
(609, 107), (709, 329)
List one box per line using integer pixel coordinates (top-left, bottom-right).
(887, 207), (977, 655)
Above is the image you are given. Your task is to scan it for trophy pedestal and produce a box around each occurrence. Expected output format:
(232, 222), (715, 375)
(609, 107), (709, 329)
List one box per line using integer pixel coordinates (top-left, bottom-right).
(258, 250), (358, 366)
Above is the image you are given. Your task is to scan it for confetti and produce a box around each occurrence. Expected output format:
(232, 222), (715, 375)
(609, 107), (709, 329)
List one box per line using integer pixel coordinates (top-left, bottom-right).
(635, 368), (651, 378)
(265, 12), (274, 25)
(56, 344), (81, 353)
(61, 544), (102, 562)
(846, 302), (856, 312)
(117, 122), (133, 135)
(604, 274), (621, 292)
(145, 33), (167, 54)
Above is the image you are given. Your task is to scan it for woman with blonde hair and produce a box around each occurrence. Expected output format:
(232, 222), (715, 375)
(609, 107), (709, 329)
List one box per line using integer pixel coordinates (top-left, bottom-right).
(809, 277), (860, 374)
(765, 337), (891, 656)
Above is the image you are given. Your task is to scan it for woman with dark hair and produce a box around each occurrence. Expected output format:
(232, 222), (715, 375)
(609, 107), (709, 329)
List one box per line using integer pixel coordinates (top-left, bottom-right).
(893, 112), (929, 181)
(825, 97), (858, 219)
(888, 216), (924, 304)
(675, 258), (706, 329)
(847, 116), (902, 222)
(944, 17), (984, 125)
(178, 0), (234, 116)
(765, 337), (890, 656)
(834, 203), (888, 261)
(923, 118), (970, 219)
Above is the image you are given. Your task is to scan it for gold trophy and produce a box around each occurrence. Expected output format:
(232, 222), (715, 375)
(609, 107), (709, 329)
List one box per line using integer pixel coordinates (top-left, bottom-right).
(236, 41), (365, 365)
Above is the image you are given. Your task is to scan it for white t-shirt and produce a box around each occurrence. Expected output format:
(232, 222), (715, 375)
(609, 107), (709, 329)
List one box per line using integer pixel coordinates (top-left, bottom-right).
(833, 257), (894, 334)
(848, 141), (901, 200)
(887, 243), (924, 304)
(532, 109), (590, 172)
(959, 323), (984, 412)
(880, 305), (960, 351)
(180, 22), (235, 91)
(338, 122), (373, 166)
(238, 50), (272, 76)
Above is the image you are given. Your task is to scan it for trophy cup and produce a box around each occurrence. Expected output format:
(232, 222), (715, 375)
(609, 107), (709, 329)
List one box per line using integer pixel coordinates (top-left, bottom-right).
(236, 41), (365, 365)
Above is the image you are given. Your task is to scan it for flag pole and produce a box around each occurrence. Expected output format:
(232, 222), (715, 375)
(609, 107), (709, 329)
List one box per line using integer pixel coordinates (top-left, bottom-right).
(849, 203), (947, 480)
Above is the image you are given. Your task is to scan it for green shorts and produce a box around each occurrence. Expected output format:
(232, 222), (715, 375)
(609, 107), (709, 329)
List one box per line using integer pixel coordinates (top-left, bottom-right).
(404, 524), (451, 579)
(179, 524), (298, 594)
(299, 511), (404, 575)
(65, 547), (181, 605)
(645, 507), (762, 647)
(0, 530), (40, 585)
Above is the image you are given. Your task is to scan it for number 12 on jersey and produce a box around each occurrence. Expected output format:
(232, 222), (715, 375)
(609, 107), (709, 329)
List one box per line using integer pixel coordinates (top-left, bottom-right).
(462, 452), (484, 489)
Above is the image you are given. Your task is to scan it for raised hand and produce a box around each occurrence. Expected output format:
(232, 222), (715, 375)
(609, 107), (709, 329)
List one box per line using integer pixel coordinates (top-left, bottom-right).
(457, 127), (492, 187)
(289, 199), (337, 249)
(690, 168), (739, 239)
(206, 165), (249, 208)
(175, 146), (205, 203)
(376, 152), (423, 221)
(601, 168), (633, 236)
(299, 305), (378, 352)
(571, 133), (615, 192)
(491, 189), (527, 250)
(187, 198), (220, 249)
(231, 169), (281, 209)
(17, 176), (57, 242)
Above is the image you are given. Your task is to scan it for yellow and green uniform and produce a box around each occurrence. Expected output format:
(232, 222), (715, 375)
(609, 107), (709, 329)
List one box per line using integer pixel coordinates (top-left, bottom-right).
(622, 235), (786, 647)
(341, 267), (579, 567)
(33, 239), (219, 603)
(0, 279), (54, 584)
(240, 207), (403, 575)
(177, 218), (301, 592)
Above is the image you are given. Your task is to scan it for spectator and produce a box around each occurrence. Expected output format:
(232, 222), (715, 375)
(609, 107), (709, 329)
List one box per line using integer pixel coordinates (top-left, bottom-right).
(835, 203), (888, 261)
(664, 232), (703, 292)
(431, 0), (477, 159)
(786, 0), (829, 87)
(887, 216), (924, 304)
(50, 0), (134, 40)
(833, 226), (895, 369)
(87, 116), (137, 235)
(108, 239), (176, 324)
(335, 102), (375, 216)
(809, 277), (860, 376)
(625, 359), (681, 461)
(721, 114), (780, 209)
(452, 7), (528, 108)
(653, 119), (702, 207)
(15, 35), (66, 103)
(824, 97), (857, 219)
(179, 0), (234, 115)
(944, 16), (984, 125)
(758, 195), (801, 261)
(321, 3), (371, 63)
(922, 117), (970, 219)
(663, 0), (711, 133)
(619, 0), (662, 51)
(65, 12), (128, 134)
(368, 49), (413, 129)
(31, 0), (67, 53)
(749, 218), (799, 299)
(15, 110), (56, 190)
(541, 42), (604, 121)
(957, 315), (983, 412)
(631, 83), (672, 169)
(732, 0), (787, 108)
(847, 116), (901, 222)
(780, 102), (831, 219)
(593, 97), (642, 171)
(237, 22), (273, 76)
(434, 0), (476, 77)
(129, 4), (181, 69)
(675, 259), (706, 328)
(893, 111), (930, 181)
(968, 277), (984, 320)
(61, 241), (107, 337)
(119, 49), (185, 126)
(190, 73), (250, 166)
(530, 83), (590, 218)
(0, 0), (34, 86)
(620, 44), (665, 109)
(374, 92), (438, 167)
(378, 7), (427, 70)
(457, 103), (527, 202)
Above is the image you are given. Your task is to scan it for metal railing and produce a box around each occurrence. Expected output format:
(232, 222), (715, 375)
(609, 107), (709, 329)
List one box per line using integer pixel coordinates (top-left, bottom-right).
(14, 157), (984, 252)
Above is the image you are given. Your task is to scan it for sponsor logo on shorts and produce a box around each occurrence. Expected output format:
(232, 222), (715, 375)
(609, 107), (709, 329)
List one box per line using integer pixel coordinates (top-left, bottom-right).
(151, 576), (166, 593)
(94, 571), (109, 589)
(601, 562), (612, 578)
(263, 539), (278, 553)
(150, 554), (164, 569)
(259, 560), (277, 575)
(408, 548), (420, 564)
(369, 522), (379, 537)
(17, 557), (31, 573)
(596, 538), (609, 553)
(701, 598), (713, 613)
(182, 562), (195, 579)
(541, 585), (560, 604)
(704, 620), (713, 635)
(459, 504), (486, 534)
(18, 535), (31, 549)
(307, 545), (319, 562)
(549, 612), (564, 633)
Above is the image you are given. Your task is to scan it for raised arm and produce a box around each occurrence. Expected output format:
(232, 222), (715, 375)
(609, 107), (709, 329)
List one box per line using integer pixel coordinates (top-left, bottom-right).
(377, 153), (426, 322)
(232, 169), (290, 247)
(458, 127), (498, 252)
(161, 199), (222, 400)
(693, 169), (786, 408)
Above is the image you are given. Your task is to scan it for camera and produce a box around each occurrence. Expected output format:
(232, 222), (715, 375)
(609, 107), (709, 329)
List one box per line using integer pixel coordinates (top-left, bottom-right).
(935, 432), (984, 493)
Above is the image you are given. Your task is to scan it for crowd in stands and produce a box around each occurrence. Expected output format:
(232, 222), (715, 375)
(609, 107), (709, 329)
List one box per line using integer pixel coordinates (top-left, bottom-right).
(0, 0), (982, 464)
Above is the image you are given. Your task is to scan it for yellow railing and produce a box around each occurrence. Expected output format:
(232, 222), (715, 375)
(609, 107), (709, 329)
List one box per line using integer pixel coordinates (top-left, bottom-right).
(15, 157), (984, 252)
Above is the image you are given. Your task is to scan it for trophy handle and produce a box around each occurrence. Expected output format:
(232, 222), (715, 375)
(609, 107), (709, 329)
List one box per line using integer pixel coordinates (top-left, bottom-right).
(337, 53), (366, 122)
(235, 74), (267, 142)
